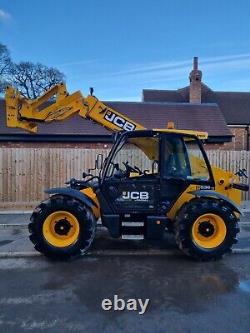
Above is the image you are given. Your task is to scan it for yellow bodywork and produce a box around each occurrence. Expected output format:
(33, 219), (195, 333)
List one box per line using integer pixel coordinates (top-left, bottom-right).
(167, 162), (241, 220)
(154, 128), (208, 140)
(5, 84), (144, 134)
(190, 154), (241, 203)
(81, 187), (101, 219)
(5, 84), (84, 133)
(213, 166), (241, 205)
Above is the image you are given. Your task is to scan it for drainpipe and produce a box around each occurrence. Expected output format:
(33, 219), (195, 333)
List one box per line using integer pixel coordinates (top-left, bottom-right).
(246, 125), (250, 151)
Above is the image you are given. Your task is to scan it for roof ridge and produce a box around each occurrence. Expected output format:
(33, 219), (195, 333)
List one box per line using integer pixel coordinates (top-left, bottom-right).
(105, 100), (219, 106)
(142, 88), (178, 93)
(215, 90), (250, 94)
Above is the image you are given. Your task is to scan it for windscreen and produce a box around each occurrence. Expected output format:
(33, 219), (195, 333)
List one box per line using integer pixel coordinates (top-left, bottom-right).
(105, 136), (159, 178)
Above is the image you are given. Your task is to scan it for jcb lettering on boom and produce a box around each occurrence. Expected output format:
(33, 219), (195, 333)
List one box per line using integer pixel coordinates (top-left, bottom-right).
(104, 110), (136, 131)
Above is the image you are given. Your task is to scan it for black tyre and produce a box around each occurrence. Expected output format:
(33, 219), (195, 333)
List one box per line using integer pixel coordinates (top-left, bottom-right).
(28, 195), (96, 259)
(174, 198), (240, 261)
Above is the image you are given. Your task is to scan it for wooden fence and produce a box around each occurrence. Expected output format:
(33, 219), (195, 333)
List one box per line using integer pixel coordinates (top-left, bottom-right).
(0, 148), (249, 210)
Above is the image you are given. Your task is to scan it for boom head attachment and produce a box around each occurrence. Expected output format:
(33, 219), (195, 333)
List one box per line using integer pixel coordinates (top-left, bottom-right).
(4, 83), (84, 133)
(5, 86), (38, 133)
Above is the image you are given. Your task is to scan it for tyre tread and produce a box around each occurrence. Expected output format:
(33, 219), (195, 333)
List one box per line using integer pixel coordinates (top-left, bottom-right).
(28, 195), (96, 259)
(174, 197), (240, 261)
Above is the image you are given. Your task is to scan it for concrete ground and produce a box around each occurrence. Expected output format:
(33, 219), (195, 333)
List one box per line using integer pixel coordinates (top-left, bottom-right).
(0, 213), (250, 332)
(0, 254), (250, 332)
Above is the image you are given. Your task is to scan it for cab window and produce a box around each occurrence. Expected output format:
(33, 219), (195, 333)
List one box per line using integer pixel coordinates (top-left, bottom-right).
(184, 137), (210, 181)
(106, 135), (159, 178)
(163, 135), (210, 182)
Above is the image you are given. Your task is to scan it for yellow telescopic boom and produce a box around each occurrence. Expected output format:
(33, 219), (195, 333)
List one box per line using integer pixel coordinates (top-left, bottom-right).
(5, 82), (208, 140)
(5, 83), (144, 134)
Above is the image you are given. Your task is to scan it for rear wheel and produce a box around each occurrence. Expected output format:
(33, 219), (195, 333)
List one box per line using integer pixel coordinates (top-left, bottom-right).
(174, 198), (240, 261)
(29, 195), (96, 259)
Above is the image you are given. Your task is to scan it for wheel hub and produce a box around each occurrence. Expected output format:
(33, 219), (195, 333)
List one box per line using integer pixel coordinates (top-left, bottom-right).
(43, 210), (80, 248)
(54, 218), (72, 236)
(198, 221), (215, 238)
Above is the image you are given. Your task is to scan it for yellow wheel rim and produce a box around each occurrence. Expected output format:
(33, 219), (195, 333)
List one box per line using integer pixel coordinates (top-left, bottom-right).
(192, 213), (227, 249)
(43, 211), (80, 248)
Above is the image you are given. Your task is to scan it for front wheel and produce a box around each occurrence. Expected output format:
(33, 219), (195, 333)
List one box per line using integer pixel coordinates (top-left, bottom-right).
(174, 198), (240, 261)
(28, 195), (96, 259)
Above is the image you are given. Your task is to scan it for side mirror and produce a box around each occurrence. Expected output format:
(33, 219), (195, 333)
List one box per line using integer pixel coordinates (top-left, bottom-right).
(96, 154), (104, 170)
(112, 132), (121, 143)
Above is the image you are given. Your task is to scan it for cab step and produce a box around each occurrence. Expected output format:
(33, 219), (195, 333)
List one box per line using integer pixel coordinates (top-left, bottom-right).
(122, 234), (144, 240)
(121, 221), (144, 227)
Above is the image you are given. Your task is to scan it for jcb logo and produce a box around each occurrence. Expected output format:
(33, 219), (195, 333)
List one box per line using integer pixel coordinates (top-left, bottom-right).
(104, 110), (136, 131)
(122, 191), (149, 201)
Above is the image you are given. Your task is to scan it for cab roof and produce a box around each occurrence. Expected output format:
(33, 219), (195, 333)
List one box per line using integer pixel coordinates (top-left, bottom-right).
(152, 128), (208, 140)
(122, 128), (208, 140)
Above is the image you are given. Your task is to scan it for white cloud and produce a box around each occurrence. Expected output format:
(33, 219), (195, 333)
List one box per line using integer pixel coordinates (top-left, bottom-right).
(0, 9), (11, 21)
(86, 53), (250, 90)
(56, 59), (99, 68)
(65, 52), (250, 99)
(106, 53), (250, 78)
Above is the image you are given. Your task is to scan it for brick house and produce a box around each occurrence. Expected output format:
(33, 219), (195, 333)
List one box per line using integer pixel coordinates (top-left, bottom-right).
(143, 57), (250, 151)
(0, 57), (249, 149)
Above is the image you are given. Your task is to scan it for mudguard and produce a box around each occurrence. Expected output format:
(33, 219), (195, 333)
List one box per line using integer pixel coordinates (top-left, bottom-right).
(45, 187), (97, 209)
(189, 190), (242, 215)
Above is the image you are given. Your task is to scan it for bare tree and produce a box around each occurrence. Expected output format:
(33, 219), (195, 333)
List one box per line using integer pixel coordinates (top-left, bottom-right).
(9, 62), (65, 99)
(0, 43), (12, 93)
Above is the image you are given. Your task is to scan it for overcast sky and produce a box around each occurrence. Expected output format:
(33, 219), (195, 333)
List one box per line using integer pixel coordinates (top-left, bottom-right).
(1, 0), (250, 100)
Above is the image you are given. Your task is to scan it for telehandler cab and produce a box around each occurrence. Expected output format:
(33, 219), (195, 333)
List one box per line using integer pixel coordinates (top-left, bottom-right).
(5, 84), (249, 260)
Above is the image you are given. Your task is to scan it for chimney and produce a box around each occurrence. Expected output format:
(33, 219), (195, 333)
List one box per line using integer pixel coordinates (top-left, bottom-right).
(189, 57), (202, 104)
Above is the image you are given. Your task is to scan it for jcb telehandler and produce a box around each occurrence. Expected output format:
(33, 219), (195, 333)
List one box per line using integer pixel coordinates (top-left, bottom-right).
(5, 83), (249, 260)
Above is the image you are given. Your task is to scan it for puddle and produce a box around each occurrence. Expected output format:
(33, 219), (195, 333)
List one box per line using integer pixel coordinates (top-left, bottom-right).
(0, 240), (13, 247)
(41, 257), (240, 314)
(239, 280), (250, 293)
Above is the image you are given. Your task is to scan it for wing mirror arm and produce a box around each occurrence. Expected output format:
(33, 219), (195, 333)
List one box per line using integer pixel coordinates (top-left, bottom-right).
(96, 153), (104, 170)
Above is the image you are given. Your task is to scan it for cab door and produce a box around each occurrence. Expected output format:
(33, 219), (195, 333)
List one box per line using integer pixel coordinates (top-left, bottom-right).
(159, 134), (214, 210)
(101, 132), (160, 214)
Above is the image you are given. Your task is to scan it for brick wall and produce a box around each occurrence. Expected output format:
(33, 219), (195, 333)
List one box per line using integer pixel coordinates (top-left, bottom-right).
(0, 125), (249, 151)
(203, 127), (249, 151)
(222, 127), (249, 151)
(0, 141), (113, 149)
(0, 141), (229, 150)
(204, 143), (225, 150)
